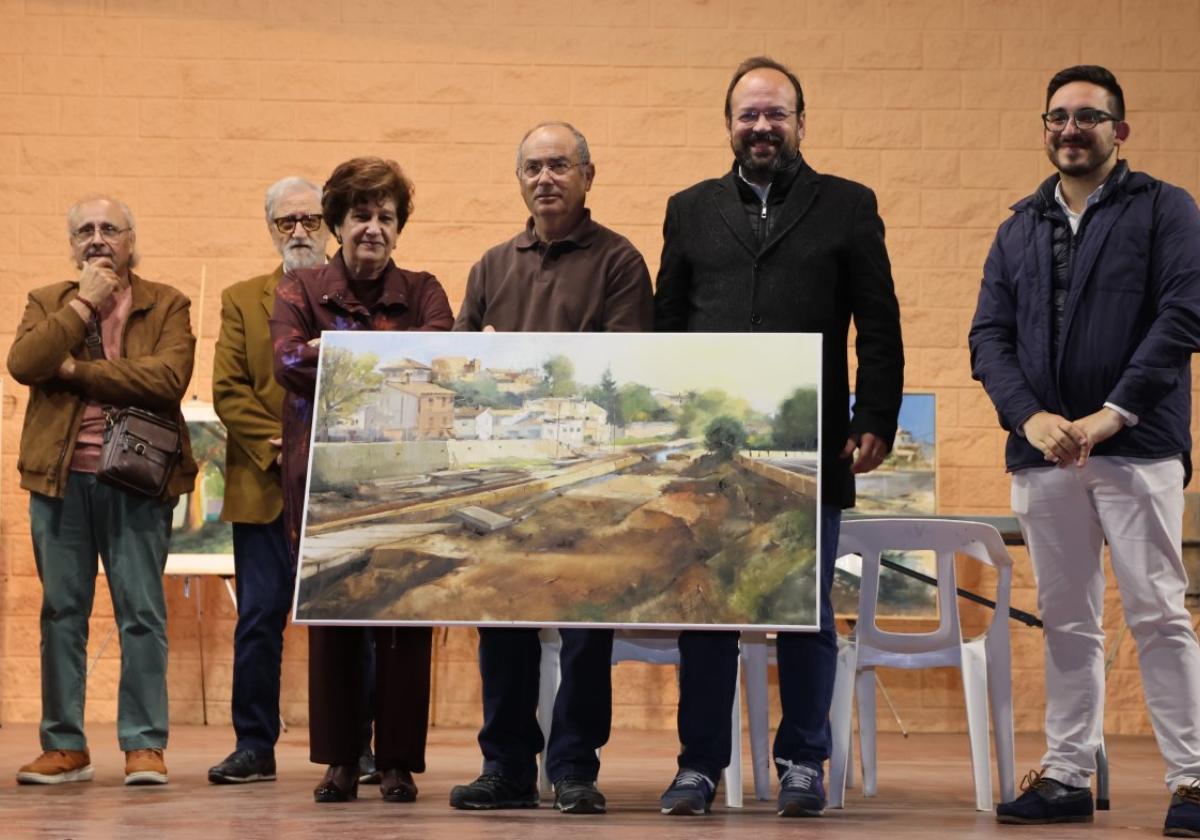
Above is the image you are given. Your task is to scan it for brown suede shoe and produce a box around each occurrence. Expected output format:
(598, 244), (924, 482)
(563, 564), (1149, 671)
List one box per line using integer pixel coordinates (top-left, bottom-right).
(124, 748), (168, 785)
(17, 750), (94, 785)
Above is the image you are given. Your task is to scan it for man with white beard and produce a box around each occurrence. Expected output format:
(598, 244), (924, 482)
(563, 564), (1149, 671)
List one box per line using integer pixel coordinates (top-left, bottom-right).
(207, 177), (329, 784)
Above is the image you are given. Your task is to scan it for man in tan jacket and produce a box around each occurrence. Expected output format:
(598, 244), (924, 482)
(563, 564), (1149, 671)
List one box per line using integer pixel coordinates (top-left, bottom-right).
(8, 196), (196, 787)
(206, 177), (329, 784)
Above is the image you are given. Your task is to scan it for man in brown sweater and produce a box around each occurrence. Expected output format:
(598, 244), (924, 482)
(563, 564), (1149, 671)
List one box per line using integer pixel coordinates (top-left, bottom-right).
(450, 122), (652, 815)
(8, 196), (196, 787)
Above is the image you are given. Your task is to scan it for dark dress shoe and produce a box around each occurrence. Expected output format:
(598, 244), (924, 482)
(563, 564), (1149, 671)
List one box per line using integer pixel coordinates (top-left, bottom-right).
(380, 768), (418, 803)
(313, 764), (358, 803)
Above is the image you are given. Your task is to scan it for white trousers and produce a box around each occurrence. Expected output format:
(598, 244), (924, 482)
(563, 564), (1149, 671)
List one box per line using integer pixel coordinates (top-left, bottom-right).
(1012, 456), (1200, 790)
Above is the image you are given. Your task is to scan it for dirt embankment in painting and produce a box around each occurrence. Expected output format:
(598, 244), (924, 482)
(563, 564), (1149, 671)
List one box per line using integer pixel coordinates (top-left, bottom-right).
(301, 454), (818, 627)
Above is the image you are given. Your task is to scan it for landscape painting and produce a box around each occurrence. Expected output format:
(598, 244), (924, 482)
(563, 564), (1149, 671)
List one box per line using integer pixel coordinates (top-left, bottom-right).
(834, 392), (938, 617)
(293, 331), (823, 631)
(169, 401), (233, 560)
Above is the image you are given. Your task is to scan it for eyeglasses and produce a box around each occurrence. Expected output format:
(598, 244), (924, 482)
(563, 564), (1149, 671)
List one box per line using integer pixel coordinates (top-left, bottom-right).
(273, 214), (323, 234)
(518, 158), (583, 180)
(734, 108), (796, 126)
(1041, 108), (1119, 132)
(70, 223), (130, 244)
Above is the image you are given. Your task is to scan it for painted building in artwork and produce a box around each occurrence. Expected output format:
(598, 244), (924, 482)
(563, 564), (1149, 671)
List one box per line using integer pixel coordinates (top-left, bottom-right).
(430, 356), (481, 383)
(373, 381), (455, 440)
(523, 397), (609, 441)
(453, 407), (494, 440)
(490, 367), (544, 395)
(379, 357), (433, 384)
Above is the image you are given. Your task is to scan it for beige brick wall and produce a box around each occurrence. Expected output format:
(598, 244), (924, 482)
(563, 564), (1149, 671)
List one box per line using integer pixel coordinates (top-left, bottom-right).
(2, 0), (1199, 740)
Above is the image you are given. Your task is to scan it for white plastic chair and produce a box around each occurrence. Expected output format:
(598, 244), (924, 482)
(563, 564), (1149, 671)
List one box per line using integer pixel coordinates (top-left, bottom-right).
(536, 629), (754, 807)
(828, 518), (1017, 812)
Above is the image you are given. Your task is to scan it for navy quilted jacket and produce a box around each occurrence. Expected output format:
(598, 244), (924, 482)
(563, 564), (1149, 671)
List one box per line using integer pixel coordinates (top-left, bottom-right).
(969, 165), (1200, 483)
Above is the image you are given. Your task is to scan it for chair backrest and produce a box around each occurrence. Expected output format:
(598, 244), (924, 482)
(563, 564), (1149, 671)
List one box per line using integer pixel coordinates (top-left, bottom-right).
(837, 518), (1013, 660)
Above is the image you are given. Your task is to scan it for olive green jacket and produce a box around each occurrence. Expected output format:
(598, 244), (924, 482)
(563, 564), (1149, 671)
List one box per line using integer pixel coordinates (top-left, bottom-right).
(212, 266), (285, 524)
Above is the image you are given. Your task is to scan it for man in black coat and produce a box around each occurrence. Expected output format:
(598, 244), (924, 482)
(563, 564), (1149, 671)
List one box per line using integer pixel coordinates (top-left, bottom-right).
(654, 56), (904, 818)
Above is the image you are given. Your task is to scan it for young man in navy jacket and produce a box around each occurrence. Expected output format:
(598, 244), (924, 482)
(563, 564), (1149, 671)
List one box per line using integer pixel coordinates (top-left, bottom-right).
(970, 65), (1200, 836)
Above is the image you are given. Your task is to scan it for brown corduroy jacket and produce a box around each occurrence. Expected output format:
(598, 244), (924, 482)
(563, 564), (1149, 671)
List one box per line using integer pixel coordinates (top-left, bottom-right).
(7, 272), (198, 500)
(212, 266), (285, 524)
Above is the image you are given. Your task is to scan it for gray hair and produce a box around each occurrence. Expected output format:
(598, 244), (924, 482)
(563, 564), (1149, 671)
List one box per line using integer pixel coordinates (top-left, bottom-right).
(264, 176), (322, 221)
(515, 121), (591, 168)
(66, 195), (138, 268)
(66, 194), (136, 235)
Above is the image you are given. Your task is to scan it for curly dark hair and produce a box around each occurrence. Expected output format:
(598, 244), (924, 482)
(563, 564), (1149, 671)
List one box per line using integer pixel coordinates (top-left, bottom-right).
(322, 157), (414, 239)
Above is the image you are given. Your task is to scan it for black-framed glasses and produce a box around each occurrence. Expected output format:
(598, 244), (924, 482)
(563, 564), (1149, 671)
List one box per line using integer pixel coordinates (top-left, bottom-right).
(1041, 108), (1119, 132)
(70, 222), (130, 244)
(518, 158), (583, 180)
(273, 214), (323, 234)
(734, 108), (796, 126)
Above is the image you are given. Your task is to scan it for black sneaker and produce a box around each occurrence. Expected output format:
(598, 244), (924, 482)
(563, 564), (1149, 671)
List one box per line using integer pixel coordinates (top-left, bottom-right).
(660, 768), (716, 815)
(1165, 780), (1200, 837)
(358, 747), (380, 785)
(553, 778), (607, 814)
(996, 768), (1094, 824)
(776, 758), (825, 817)
(207, 749), (276, 784)
(449, 773), (539, 810)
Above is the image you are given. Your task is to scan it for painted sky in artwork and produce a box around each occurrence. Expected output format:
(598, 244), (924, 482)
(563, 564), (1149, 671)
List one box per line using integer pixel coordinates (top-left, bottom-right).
(320, 331), (821, 415)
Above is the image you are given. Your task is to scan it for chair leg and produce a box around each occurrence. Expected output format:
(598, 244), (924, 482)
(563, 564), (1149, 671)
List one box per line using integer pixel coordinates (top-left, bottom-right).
(1095, 740), (1110, 810)
(986, 652), (1017, 804)
(856, 668), (878, 797)
(827, 639), (857, 809)
(537, 629), (562, 799)
(740, 640), (772, 801)
(723, 660), (744, 808)
(960, 641), (994, 812)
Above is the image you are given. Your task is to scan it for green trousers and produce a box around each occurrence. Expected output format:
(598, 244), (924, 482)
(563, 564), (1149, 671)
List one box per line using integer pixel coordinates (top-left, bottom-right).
(30, 472), (173, 752)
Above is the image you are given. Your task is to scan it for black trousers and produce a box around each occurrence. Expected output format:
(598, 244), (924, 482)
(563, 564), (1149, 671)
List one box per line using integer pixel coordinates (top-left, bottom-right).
(676, 506), (843, 781)
(477, 627), (613, 785)
(308, 625), (432, 772)
(230, 517), (292, 752)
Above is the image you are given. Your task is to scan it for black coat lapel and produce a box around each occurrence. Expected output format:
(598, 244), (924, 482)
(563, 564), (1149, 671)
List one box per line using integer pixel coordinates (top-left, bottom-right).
(711, 174), (759, 257)
(760, 165), (821, 258)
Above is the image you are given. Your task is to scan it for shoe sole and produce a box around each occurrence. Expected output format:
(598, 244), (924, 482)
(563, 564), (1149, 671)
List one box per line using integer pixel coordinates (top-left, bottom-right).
(208, 772), (276, 784)
(661, 802), (710, 816)
(556, 799), (607, 814)
(450, 799), (539, 810)
(1164, 828), (1200, 838)
(17, 766), (95, 785)
(778, 802), (824, 818)
(995, 814), (1093, 825)
(124, 772), (168, 786)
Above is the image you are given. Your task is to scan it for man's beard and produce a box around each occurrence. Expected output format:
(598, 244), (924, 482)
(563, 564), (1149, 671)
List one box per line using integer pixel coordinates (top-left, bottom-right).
(733, 130), (800, 181)
(1048, 136), (1110, 177)
(282, 241), (324, 272)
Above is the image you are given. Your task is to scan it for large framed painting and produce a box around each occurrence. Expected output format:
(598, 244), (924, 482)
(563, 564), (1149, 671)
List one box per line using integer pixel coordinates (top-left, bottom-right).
(169, 400), (233, 561)
(293, 331), (823, 631)
(834, 392), (938, 617)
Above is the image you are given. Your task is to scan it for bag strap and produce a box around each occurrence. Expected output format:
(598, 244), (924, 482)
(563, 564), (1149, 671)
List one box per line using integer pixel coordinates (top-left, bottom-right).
(81, 309), (121, 435)
(83, 312), (105, 361)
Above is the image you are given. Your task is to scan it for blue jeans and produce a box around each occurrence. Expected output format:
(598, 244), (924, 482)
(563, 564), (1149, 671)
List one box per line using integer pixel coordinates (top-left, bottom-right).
(676, 504), (842, 780)
(231, 517), (293, 752)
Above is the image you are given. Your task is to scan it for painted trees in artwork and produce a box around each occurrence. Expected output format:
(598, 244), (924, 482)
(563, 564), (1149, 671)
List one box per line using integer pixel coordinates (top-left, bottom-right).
(317, 348), (384, 440)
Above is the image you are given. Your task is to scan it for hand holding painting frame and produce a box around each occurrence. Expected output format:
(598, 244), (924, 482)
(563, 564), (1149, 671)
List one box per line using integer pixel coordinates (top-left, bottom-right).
(292, 331), (823, 633)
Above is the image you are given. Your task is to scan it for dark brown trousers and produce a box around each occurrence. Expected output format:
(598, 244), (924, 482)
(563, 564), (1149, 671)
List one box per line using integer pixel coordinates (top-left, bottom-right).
(307, 625), (432, 772)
